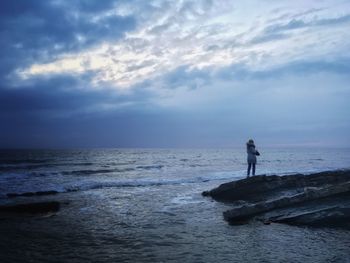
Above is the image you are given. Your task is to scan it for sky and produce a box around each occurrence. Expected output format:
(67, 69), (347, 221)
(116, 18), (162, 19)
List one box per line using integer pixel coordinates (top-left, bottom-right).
(1, 0), (350, 148)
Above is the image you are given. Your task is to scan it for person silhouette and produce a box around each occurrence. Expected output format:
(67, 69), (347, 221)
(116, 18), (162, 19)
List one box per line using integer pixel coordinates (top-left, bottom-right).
(246, 139), (260, 177)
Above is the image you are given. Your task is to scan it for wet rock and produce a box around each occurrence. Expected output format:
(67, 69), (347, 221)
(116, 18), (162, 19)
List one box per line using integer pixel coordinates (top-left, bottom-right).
(7, 191), (58, 198)
(268, 206), (350, 227)
(202, 174), (284, 201)
(263, 220), (271, 225)
(203, 170), (350, 202)
(223, 182), (350, 222)
(0, 201), (60, 215)
(203, 170), (350, 228)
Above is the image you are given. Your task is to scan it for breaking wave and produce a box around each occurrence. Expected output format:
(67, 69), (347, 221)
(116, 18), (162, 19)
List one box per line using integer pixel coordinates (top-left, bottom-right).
(3, 172), (238, 198)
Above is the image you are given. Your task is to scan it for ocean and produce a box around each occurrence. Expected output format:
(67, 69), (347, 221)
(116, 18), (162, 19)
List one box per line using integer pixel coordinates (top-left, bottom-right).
(0, 148), (350, 262)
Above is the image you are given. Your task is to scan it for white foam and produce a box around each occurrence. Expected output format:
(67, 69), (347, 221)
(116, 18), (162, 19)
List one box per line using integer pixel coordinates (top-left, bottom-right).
(2, 168), (349, 198)
(65, 172), (243, 192)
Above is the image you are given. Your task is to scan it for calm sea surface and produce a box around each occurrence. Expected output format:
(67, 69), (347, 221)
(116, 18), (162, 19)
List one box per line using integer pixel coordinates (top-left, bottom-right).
(0, 148), (350, 262)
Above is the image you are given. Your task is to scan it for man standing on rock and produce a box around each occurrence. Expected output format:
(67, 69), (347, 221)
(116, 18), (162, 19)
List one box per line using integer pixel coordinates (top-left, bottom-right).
(246, 139), (260, 177)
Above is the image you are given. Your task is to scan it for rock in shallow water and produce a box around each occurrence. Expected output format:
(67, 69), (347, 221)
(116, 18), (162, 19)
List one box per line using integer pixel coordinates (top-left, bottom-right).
(223, 182), (350, 221)
(267, 206), (350, 227)
(0, 201), (60, 216)
(6, 191), (59, 198)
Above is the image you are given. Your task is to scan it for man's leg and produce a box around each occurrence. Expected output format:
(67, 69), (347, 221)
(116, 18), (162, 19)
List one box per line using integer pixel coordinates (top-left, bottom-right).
(252, 163), (256, 176)
(247, 163), (251, 177)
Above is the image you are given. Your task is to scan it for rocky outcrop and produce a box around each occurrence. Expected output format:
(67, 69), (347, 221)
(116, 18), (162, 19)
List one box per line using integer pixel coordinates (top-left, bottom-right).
(202, 170), (350, 202)
(267, 206), (350, 227)
(223, 182), (350, 221)
(203, 170), (350, 228)
(0, 201), (60, 216)
(7, 191), (59, 198)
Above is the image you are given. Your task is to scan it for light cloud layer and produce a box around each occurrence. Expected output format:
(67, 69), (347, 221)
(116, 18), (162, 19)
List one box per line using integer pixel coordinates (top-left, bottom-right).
(19, 0), (350, 89)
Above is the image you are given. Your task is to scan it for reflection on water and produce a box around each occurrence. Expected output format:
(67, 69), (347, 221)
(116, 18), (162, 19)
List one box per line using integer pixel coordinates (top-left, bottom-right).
(0, 149), (350, 262)
(1, 183), (350, 262)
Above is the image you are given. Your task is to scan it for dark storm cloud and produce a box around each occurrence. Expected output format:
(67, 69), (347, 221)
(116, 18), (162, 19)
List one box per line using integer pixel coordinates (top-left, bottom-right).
(0, 76), (79, 111)
(0, 0), (159, 148)
(0, 106), (215, 148)
(0, 0), (136, 81)
(0, 72), (160, 148)
(0, 74), (155, 114)
(0, 75), (113, 113)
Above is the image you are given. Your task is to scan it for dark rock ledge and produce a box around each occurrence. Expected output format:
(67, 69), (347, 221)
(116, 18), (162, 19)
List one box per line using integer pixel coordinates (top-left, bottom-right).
(202, 170), (350, 228)
(0, 201), (60, 217)
(7, 191), (59, 198)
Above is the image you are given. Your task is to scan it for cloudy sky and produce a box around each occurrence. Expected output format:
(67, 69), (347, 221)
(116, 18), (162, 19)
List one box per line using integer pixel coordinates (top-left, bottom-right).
(1, 0), (350, 148)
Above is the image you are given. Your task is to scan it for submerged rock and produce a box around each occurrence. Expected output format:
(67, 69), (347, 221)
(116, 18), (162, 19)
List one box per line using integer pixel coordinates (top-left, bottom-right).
(7, 191), (59, 198)
(268, 206), (350, 227)
(203, 170), (350, 228)
(0, 201), (60, 216)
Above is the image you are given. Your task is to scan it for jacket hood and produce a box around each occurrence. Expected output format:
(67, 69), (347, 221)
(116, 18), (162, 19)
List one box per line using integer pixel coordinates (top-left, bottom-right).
(247, 142), (255, 147)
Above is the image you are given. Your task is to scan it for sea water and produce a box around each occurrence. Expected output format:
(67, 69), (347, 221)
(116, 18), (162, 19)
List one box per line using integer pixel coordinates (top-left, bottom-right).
(0, 148), (350, 262)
